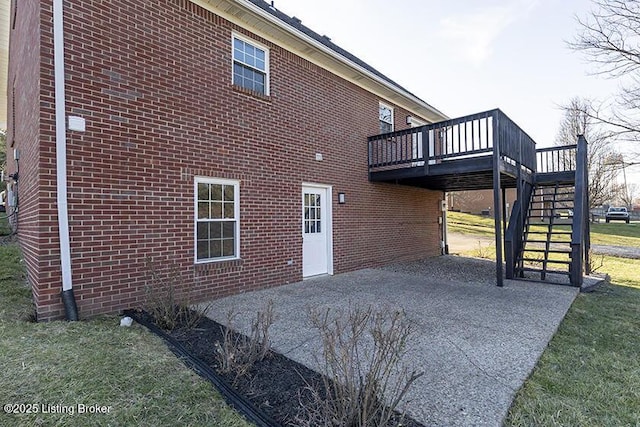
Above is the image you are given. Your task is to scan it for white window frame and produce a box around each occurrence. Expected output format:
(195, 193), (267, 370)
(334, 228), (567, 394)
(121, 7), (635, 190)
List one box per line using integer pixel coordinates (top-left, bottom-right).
(194, 177), (240, 264)
(379, 102), (394, 133)
(232, 32), (270, 95)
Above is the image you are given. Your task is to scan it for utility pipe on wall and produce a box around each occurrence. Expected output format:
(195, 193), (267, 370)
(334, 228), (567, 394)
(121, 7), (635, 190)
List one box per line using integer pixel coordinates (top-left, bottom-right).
(53, 0), (78, 320)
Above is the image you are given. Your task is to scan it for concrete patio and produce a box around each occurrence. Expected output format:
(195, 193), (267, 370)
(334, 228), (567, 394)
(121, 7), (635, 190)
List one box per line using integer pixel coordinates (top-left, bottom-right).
(203, 256), (584, 426)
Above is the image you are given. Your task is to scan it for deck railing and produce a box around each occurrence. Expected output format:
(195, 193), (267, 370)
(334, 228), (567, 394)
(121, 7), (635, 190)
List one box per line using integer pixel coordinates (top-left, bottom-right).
(368, 109), (537, 174)
(536, 145), (577, 173)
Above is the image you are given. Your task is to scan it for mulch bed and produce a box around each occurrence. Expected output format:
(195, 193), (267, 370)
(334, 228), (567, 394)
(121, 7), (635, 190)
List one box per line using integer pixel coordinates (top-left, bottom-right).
(141, 312), (425, 427)
(172, 314), (321, 425)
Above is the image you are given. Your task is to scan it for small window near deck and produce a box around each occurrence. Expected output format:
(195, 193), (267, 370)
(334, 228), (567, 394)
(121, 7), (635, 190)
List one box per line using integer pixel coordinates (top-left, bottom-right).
(379, 103), (393, 133)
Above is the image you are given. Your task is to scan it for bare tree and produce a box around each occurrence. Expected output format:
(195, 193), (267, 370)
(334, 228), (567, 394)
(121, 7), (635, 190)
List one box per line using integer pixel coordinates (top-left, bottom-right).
(620, 182), (638, 207)
(556, 97), (622, 207)
(569, 0), (640, 156)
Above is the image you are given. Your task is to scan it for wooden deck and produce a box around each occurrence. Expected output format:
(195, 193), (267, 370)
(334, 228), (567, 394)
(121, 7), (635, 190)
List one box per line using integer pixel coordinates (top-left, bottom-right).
(368, 109), (589, 288)
(368, 109), (536, 192)
(368, 108), (576, 192)
(369, 154), (525, 191)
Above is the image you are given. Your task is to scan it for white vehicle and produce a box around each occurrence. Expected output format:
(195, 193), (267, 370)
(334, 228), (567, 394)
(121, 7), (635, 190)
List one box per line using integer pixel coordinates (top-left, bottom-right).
(605, 206), (630, 224)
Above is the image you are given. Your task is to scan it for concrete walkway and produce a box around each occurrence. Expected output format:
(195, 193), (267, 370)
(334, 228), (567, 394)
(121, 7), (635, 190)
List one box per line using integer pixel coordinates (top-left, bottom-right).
(203, 256), (582, 426)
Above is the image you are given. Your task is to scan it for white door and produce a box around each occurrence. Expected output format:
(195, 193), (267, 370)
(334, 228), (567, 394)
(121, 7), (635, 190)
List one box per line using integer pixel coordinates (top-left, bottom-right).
(302, 185), (331, 277)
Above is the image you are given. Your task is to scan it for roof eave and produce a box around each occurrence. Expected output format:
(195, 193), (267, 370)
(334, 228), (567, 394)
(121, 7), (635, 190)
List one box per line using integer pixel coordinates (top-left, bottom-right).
(191, 0), (448, 122)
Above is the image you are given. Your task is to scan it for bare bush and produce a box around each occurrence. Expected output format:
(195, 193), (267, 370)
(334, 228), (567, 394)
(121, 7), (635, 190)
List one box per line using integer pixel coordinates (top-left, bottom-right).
(524, 252), (545, 268)
(214, 300), (275, 384)
(472, 241), (494, 259)
(298, 305), (423, 427)
(587, 249), (605, 273)
(143, 258), (209, 331)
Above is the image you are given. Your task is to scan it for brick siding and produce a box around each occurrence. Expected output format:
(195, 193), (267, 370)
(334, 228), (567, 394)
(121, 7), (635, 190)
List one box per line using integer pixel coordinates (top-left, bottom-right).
(9, 0), (443, 321)
(449, 189), (517, 218)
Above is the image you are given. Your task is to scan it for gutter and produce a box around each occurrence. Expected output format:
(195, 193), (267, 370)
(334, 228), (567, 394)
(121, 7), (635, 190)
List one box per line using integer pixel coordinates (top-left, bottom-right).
(53, 0), (78, 320)
(193, 0), (448, 122)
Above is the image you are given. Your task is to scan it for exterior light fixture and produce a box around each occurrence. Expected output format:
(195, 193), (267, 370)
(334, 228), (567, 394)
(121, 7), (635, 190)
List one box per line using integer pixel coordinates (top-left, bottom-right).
(338, 193), (346, 204)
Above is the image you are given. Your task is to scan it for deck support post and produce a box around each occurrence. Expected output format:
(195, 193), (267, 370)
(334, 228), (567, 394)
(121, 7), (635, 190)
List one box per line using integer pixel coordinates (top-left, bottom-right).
(581, 136), (591, 275)
(493, 113), (504, 287)
(502, 187), (508, 236)
(570, 135), (589, 286)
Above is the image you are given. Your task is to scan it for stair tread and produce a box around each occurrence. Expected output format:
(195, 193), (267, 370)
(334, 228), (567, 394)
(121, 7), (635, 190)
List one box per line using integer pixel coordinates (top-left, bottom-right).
(532, 191), (575, 194)
(518, 258), (572, 264)
(528, 207), (575, 211)
(522, 248), (572, 254)
(526, 230), (573, 234)
(530, 196), (575, 200)
(524, 242), (572, 246)
(526, 216), (574, 219)
(530, 198), (575, 200)
(517, 267), (571, 276)
(529, 201), (575, 204)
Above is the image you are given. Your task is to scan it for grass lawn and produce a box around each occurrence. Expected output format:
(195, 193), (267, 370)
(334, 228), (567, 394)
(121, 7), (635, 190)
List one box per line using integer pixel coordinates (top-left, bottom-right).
(447, 212), (640, 426)
(0, 213), (12, 236)
(504, 282), (640, 426)
(0, 235), (252, 426)
(448, 211), (640, 247)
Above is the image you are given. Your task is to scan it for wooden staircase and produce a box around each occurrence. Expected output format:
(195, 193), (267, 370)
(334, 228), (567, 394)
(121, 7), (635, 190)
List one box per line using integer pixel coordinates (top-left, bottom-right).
(516, 183), (576, 283)
(367, 109), (591, 288)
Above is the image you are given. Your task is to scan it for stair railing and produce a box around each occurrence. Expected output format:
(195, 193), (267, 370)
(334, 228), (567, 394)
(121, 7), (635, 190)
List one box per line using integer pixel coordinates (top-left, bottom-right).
(505, 182), (534, 279)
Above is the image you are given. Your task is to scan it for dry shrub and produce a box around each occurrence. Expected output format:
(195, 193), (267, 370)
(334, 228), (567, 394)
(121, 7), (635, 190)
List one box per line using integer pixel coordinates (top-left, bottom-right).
(298, 305), (423, 427)
(144, 258), (209, 331)
(587, 249), (605, 273)
(473, 241), (494, 259)
(214, 300), (275, 384)
(524, 251), (544, 267)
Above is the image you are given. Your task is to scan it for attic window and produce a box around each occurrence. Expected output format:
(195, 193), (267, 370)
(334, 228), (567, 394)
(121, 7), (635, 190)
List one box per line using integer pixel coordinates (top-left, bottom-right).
(232, 34), (269, 95)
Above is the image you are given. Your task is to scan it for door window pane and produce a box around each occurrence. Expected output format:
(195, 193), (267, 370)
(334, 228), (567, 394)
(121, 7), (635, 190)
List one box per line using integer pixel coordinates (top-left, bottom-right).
(304, 192), (323, 235)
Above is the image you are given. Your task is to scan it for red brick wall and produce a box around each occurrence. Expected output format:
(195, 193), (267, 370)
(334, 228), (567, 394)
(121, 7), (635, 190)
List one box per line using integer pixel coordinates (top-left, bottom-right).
(449, 189), (517, 218)
(16, 0), (443, 320)
(7, 0), (67, 319)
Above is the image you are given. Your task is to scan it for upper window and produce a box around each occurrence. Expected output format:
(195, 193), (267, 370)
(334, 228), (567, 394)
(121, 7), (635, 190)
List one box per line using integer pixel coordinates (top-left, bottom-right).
(379, 103), (394, 134)
(233, 34), (269, 95)
(195, 177), (240, 263)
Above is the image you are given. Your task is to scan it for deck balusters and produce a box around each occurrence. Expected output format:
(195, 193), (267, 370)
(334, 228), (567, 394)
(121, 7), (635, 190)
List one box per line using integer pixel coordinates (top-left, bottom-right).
(368, 109), (538, 173)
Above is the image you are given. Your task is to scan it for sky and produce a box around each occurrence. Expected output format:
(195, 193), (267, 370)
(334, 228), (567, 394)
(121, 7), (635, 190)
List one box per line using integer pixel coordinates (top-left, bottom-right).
(271, 0), (614, 146)
(270, 0), (639, 185)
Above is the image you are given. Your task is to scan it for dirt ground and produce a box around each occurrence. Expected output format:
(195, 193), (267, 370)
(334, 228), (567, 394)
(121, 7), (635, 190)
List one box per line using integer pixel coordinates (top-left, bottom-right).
(447, 232), (494, 254)
(447, 231), (639, 259)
